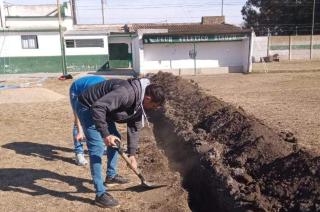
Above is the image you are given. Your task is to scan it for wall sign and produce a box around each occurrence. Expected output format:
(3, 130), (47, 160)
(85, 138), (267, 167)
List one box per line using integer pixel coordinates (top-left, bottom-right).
(143, 34), (248, 44)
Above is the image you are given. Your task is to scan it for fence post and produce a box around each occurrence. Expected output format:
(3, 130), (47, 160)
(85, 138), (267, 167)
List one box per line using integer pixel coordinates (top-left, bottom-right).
(310, 34), (314, 60)
(289, 35), (292, 61)
(267, 28), (270, 56)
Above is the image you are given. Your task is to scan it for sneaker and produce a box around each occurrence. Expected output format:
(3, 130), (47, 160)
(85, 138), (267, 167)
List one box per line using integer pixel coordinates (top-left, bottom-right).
(75, 153), (88, 166)
(95, 192), (119, 208)
(105, 174), (129, 185)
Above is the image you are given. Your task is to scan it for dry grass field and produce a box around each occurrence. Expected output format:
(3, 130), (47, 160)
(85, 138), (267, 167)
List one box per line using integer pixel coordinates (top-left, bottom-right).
(185, 71), (320, 153)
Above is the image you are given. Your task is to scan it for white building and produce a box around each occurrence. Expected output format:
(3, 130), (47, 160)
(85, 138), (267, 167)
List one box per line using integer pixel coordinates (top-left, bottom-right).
(0, 1), (253, 75)
(130, 17), (253, 75)
(0, 1), (109, 74)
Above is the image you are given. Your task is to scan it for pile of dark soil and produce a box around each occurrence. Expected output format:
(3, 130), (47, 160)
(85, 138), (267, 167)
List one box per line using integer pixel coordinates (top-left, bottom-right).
(150, 72), (320, 212)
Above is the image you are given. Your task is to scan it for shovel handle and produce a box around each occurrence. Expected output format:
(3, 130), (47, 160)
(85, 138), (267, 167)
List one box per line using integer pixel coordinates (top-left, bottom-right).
(115, 139), (142, 178)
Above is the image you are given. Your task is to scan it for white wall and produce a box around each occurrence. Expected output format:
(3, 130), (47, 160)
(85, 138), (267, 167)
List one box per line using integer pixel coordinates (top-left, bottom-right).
(0, 32), (109, 58)
(132, 36), (141, 72)
(252, 35), (320, 61)
(6, 17), (73, 30)
(252, 36), (268, 62)
(142, 41), (244, 72)
(0, 32), (61, 57)
(64, 35), (108, 56)
(0, 0), (4, 28)
(242, 35), (253, 73)
(4, 4), (71, 16)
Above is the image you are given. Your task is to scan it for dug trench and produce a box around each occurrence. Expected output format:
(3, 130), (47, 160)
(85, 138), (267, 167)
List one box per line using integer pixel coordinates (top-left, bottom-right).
(139, 72), (320, 212)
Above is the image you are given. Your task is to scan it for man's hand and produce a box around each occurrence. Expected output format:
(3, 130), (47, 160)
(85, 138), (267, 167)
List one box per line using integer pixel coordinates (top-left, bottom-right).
(76, 132), (85, 141)
(128, 155), (138, 171)
(104, 135), (120, 148)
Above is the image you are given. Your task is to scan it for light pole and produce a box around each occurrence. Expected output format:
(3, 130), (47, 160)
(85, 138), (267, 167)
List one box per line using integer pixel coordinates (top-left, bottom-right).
(101, 0), (105, 24)
(57, 0), (67, 75)
(310, 0), (316, 59)
(221, 0), (224, 16)
(71, 0), (77, 25)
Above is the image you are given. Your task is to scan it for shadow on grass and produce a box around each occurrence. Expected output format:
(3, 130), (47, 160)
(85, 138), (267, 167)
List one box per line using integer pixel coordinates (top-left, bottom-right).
(108, 184), (166, 193)
(2, 141), (76, 165)
(0, 168), (93, 204)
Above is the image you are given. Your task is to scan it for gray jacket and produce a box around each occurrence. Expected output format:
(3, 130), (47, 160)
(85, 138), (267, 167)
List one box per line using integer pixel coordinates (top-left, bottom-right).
(78, 78), (144, 155)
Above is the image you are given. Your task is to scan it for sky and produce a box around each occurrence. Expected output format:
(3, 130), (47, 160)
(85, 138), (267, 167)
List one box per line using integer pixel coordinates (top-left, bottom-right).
(4, 0), (247, 26)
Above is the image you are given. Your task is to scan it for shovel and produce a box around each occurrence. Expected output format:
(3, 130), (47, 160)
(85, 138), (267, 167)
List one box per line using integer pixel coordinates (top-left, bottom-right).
(114, 139), (164, 190)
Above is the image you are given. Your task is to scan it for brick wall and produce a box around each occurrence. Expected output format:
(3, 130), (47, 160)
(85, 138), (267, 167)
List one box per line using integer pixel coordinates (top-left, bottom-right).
(201, 16), (225, 25)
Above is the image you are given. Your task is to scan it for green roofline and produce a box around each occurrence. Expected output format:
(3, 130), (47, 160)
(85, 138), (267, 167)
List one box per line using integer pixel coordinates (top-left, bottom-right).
(109, 34), (138, 38)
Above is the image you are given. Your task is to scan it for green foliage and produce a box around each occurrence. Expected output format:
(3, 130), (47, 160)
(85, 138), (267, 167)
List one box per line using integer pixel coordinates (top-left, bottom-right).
(242, 0), (320, 35)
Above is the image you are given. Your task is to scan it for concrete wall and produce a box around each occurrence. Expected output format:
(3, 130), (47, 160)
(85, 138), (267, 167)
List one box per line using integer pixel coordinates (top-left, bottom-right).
(132, 36), (141, 73)
(0, 0), (4, 28)
(289, 35), (315, 60)
(142, 41), (245, 75)
(3, 2), (73, 29)
(5, 17), (73, 30)
(0, 32), (108, 57)
(253, 35), (320, 62)
(242, 36), (252, 73)
(270, 36), (290, 60)
(4, 2), (72, 17)
(252, 36), (268, 62)
(0, 31), (61, 57)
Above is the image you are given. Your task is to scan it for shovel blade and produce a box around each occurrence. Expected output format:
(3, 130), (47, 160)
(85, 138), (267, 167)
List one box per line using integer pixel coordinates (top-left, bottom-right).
(141, 180), (166, 189)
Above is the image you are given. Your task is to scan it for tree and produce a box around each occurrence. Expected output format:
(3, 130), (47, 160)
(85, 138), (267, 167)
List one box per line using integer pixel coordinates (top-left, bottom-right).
(242, 0), (320, 36)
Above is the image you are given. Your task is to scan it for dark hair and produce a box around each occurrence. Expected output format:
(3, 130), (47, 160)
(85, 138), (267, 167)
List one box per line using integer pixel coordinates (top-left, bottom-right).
(145, 83), (165, 105)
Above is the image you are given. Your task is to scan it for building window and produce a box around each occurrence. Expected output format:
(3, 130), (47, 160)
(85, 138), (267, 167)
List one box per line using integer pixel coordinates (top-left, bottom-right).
(21, 35), (38, 49)
(66, 40), (75, 48)
(65, 39), (104, 48)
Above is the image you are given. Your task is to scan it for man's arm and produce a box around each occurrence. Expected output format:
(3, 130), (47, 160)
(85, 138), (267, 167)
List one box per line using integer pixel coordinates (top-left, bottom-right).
(91, 88), (128, 145)
(126, 119), (142, 170)
(127, 119), (142, 156)
(73, 111), (85, 141)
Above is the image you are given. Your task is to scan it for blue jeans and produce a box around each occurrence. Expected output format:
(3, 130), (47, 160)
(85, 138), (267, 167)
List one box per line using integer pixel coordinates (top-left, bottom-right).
(69, 75), (105, 155)
(70, 93), (121, 196)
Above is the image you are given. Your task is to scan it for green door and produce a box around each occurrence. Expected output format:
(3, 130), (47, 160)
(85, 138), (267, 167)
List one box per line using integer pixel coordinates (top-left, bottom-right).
(109, 43), (130, 68)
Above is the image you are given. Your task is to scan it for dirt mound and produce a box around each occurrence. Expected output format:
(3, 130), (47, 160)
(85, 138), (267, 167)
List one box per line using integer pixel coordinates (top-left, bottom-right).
(150, 72), (320, 211)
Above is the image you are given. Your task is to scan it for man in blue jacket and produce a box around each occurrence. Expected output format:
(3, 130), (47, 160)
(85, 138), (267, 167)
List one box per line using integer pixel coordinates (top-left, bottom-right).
(70, 76), (105, 166)
(70, 75), (165, 208)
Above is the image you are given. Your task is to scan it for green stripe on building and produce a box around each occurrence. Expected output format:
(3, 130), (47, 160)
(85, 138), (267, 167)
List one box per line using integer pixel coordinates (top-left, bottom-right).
(271, 44), (320, 50)
(143, 34), (249, 44)
(270, 45), (289, 50)
(109, 53), (132, 68)
(0, 55), (109, 74)
(66, 55), (109, 72)
(109, 60), (129, 68)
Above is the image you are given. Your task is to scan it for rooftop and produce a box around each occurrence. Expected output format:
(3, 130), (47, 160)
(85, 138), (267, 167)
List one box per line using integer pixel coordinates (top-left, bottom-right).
(131, 23), (250, 35)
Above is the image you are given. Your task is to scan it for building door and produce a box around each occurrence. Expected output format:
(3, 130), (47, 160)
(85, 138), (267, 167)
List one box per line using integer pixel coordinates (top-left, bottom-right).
(108, 43), (130, 68)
